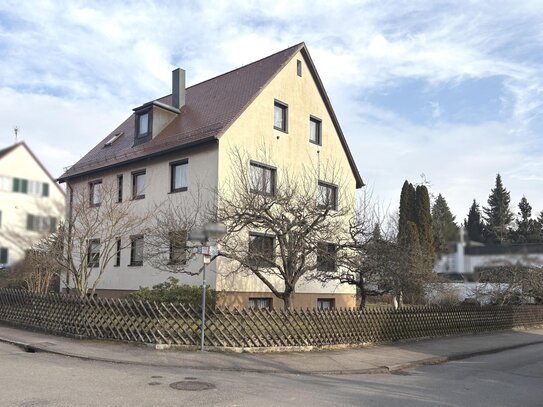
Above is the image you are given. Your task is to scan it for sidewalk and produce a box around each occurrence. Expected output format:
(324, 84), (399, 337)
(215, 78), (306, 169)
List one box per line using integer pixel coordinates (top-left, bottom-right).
(1, 324), (542, 375)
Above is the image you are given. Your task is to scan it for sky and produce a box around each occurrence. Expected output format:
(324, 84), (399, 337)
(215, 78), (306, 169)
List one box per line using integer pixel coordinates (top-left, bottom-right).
(1, 0), (542, 222)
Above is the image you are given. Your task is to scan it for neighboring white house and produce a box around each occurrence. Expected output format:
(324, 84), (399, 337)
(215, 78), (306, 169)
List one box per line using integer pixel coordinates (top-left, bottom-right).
(434, 229), (543, 303)
(0, 142), (65, 268)
(58, 42), (364, 309)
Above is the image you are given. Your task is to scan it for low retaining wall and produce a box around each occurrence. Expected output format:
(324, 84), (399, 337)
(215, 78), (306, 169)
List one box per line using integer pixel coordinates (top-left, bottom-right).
(1, 289), (543, 349)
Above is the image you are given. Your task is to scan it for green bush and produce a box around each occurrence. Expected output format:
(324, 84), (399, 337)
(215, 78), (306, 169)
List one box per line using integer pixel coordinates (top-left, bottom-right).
(127, 277), (217, 308)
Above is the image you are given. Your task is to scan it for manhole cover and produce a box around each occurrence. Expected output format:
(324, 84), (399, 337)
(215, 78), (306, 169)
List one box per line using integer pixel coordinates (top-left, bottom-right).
(169, 381), (215, 391)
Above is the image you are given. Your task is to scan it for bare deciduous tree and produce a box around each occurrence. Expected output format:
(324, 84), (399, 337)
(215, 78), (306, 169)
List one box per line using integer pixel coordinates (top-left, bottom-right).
(59, 179), (149, 298)
(217, 149), (352, 309)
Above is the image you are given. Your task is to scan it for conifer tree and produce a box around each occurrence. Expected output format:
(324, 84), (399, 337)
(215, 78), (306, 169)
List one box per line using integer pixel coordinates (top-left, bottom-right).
(415, 185), (434, 263)
(465, 200), (484, 243)
(432, 193), (458, 255)
(515, 196), (538, 243)
(483, 174), (513, 244)
(398, 180), (417, 243)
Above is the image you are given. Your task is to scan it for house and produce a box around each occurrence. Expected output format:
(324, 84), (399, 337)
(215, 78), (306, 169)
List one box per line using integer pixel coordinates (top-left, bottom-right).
(58, 42), (363, 309)
(0, 142), (65, 269)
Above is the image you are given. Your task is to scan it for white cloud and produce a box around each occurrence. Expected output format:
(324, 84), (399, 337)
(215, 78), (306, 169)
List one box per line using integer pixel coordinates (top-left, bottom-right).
(0, 0), (542, 220)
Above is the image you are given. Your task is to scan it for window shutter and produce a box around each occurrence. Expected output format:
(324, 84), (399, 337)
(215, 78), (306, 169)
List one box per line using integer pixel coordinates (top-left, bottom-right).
(42, 183), (49, 197)
(26, 214), (34, 231)
(21, 179), (28, 193)
(0, 248), (7, 264)
(12, 178), (20, 192)
(49, 217), (57, 233)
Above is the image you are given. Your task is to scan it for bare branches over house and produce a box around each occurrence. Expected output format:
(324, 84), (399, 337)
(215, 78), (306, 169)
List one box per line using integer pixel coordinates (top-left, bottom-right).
(217, 148), (352, 309)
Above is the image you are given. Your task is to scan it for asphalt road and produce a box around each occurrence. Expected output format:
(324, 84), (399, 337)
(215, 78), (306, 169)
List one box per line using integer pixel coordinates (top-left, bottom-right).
(0, 341), (542, 407)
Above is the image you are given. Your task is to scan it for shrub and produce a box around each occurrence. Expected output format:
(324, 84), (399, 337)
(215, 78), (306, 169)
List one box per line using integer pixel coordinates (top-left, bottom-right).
(128, 277), (217, 308)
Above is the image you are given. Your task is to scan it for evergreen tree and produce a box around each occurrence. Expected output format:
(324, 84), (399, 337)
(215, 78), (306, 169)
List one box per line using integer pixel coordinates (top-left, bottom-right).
(537, 211), (543, 243)
(432, 193), (459, 255)
(514, 196), (538, 243)
(483, 174), (513, 244)
(464, 200), (484, 243)
(415, 185), (434, 263)
(398, 180), (417, 243)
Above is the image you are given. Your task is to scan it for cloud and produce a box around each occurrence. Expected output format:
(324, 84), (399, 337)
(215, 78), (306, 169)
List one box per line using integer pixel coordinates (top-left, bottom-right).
(0, 0), (542, 219)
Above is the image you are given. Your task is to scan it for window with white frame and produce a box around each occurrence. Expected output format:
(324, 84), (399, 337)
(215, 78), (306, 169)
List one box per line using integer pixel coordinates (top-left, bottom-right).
(0, 176), (11, 191)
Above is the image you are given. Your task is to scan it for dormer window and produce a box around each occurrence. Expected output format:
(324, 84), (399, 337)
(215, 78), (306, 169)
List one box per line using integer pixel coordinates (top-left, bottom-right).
(134, 108), (152, 146)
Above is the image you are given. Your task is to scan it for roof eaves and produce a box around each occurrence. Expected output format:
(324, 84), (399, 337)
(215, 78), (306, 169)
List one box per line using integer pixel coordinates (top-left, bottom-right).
(300, 47), (365, 189)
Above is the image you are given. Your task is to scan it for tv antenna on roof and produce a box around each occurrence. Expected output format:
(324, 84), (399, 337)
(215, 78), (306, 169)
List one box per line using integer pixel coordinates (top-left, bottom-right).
(13, 126), (19, 143)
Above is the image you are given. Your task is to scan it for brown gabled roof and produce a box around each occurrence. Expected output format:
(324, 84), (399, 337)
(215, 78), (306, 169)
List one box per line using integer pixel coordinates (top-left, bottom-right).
(59, 43), (363, 188)
(0, 142), (65, 195)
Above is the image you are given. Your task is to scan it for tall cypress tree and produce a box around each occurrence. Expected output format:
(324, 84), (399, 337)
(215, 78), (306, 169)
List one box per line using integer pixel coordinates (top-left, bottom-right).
(415, 185), (434, 269)
(432, 193), (458, 255)
(465, 200), (484, 243)
(398, 180), (417, 243)
(483, 174), (513, 244)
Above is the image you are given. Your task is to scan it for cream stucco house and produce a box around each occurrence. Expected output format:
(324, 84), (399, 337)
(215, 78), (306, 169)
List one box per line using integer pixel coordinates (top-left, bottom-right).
(0, 142), (65, 269)
(58, 43), (363, 309)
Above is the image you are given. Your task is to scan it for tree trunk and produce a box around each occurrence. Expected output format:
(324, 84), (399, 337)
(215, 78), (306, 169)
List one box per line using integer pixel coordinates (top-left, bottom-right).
(282, 290), (294, 310)
(358, 282), (367, 309)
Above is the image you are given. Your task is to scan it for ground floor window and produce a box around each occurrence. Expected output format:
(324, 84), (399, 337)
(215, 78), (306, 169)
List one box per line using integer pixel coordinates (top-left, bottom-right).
(248, 297), (272, 310)
(0, 247), (8, 264)
(130, 235), (144, 266)
(317, 298), (335, 310)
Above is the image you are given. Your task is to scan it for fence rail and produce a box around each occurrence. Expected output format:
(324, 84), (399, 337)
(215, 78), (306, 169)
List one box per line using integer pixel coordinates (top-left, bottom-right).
(1, 289), (543, 349)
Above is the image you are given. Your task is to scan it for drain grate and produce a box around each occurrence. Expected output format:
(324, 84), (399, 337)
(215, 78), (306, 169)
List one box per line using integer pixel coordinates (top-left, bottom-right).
(169, 381), (215, 391)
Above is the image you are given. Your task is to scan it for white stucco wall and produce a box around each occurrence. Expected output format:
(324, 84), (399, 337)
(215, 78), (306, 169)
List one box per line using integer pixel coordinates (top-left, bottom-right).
(0, 143), (65, 266)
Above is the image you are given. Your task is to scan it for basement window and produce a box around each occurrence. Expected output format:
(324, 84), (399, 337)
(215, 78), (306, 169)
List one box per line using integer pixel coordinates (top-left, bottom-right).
(317, 298), (335, 310)
(248, 298), (272, 310)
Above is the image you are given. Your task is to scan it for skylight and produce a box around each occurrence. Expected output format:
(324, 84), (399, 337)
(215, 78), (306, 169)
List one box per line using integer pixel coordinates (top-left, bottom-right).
(104, 132), (123, 147)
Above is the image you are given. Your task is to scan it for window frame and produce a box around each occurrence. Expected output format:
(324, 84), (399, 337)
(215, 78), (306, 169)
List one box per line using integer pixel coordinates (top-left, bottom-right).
(296, 59), (302, 77)
(317, 181), (338, 210)
(317, 242), (337, 272)
(89, 179), (102, 207)
(129, 235), (144, 267)
(248, 297), (273, 310)
(273, 100), (288, 133)
(248, 232), (275, 268)
(317, 298), (336, 310)
(132, 170), (146, 200)
(249, 161), (276, 196)
(134, 107), (152, 145)
(309, 116), (322, 145)
(117, 175), (123, 203)
(169, 159), (189, 193)
(114, 238), (121, 267)
(0, 247), (8, 264)
(87, 239), (100, 268)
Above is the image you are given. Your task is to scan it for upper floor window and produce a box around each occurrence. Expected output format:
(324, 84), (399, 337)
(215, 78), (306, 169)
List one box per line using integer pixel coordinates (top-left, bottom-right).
(248, 233), (275, 268)
(89, 180), (102, 206)
(26, 215), (57, 233)
(87, 239), (100, 268)
(309, 116), (322, 145)
(117, 175), (123, 203)
(274, 100), (288, 132)
(0, 176), (11, 191)
(297, 60), (302, 77)
(250, 162), (276, 196)
(132, 170), (146, 199)
(137, 112), (150, 138)
(13, 178), (28, 193)
(317, 181), (338, 210)
(170, 159), (188, 193)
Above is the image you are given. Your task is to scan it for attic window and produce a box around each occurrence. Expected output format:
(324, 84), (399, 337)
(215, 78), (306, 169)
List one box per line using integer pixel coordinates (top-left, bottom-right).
(104, 132), (123, 147)
(134, 108), (153, 146)
(137, 112), (150, 138)
(297, 60), (302, 77)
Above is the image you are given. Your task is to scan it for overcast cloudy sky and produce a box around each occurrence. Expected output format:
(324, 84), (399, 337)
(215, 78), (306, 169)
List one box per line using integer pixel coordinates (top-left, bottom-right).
(1, 0), (542, 221)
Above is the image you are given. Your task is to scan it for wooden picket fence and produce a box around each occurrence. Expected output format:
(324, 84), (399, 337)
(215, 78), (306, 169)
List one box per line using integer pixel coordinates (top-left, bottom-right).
(1, 289), (543, 349)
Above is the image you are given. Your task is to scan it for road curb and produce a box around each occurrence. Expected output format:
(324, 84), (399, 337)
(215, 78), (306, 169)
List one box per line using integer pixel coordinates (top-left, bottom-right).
(2, 335), (543, 376)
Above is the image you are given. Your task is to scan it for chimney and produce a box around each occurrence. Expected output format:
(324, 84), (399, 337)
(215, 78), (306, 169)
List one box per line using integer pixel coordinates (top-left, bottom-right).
(172, 68), (186, 110)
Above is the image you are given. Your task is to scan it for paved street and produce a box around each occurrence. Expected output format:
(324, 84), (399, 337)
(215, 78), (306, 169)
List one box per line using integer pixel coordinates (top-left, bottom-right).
(1, 341), (542, 407)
